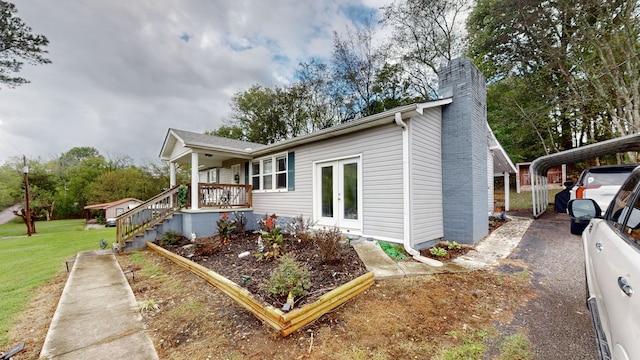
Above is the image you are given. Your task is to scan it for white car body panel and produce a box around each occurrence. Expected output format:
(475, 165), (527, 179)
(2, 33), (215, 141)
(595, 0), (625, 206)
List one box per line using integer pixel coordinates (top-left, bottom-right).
(584, 219), (640, 359)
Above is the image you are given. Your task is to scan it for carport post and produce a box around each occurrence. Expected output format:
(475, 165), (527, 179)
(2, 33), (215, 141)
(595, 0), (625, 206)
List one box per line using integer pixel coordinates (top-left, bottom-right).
(504, 172), (510, 211)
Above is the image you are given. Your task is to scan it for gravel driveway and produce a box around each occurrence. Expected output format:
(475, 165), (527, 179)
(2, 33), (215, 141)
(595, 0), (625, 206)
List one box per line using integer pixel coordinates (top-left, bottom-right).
(503, 211), (598, 359)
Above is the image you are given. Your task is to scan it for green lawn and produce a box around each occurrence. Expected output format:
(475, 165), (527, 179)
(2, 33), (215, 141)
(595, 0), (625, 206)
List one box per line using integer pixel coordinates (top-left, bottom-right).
(506, 188), (562, 211)
(0, 218), (116, 348)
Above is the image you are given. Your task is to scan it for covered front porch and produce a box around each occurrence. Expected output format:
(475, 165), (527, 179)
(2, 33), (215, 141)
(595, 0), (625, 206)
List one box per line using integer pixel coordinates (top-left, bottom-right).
(162, 128), (265, 211)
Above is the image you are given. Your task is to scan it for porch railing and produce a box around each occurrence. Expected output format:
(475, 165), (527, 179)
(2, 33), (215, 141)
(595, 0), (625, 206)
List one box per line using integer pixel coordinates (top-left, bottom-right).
(116, 185), (183, 250)
(199, 183), (252, 208)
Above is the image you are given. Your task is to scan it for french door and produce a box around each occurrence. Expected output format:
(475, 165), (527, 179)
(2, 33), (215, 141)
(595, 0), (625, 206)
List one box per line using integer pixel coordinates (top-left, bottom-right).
(315, 157), (361, 232)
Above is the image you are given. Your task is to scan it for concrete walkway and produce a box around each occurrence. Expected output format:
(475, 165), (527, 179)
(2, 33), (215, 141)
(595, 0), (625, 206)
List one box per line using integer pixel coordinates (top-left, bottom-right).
(353, 215), (534, 279)
(40, 250), (158, 360)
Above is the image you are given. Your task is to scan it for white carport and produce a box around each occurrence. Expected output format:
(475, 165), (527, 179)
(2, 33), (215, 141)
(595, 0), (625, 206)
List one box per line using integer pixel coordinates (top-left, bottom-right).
(530, 133), (640, 218)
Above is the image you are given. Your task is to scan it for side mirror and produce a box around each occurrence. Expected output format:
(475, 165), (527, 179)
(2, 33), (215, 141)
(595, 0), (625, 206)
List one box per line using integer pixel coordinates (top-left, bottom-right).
(568, 199), (602, 219)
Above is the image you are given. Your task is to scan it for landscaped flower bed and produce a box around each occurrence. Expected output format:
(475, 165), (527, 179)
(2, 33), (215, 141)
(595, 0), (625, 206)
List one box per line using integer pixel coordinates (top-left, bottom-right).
(147, 213), (374, 336)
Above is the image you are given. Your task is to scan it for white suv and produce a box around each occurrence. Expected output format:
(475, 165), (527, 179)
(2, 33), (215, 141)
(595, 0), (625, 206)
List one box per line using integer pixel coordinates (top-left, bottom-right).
(569, 164), (637, 234)
(568, 165), (640, 359)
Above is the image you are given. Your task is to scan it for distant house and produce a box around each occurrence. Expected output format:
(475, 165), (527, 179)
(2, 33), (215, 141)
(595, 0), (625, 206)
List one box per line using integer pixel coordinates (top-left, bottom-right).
(138, 58), (516, 253)
(516, 162), (567, 192)
(84, 198), (143, 222)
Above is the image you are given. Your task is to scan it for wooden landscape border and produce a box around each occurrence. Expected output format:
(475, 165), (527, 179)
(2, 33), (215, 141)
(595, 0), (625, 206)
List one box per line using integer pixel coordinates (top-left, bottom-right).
(146, 241), (375, 336)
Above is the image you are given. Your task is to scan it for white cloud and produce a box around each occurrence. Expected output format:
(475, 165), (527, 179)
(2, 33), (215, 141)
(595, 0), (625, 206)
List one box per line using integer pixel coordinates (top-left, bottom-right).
(0, 0), (388, 164)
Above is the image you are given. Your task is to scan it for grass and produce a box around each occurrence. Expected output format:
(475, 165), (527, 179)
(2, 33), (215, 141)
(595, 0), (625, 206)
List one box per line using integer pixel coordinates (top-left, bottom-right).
(505, 188), (562, 211)
(436, 328), (490, 360)
(497, 332), (532, 360)
(0, 218), (116, 348)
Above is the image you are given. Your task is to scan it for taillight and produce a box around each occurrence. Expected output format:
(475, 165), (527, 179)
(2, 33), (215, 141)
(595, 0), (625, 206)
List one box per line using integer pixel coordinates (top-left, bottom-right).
(576, 186), (600, 198)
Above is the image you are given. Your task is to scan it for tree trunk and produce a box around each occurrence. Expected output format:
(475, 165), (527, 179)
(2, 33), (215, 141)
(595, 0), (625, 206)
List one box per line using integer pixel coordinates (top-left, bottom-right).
(13, 208), (36, 235)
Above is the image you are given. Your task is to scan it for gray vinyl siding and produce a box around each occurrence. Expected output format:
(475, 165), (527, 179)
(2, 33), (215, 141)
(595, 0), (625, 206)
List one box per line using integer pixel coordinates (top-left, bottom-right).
(409, 109), (444, 245)
(252, 124), (405, 241)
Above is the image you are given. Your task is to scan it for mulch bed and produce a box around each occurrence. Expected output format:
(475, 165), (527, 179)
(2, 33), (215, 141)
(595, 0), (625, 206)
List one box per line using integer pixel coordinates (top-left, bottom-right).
(160, 232), (368, 310)
(420, 216), (509, 261)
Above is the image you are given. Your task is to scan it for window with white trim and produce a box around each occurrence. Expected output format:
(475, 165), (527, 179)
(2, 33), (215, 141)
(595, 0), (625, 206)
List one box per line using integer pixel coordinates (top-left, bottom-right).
(252, 154), (288, 191)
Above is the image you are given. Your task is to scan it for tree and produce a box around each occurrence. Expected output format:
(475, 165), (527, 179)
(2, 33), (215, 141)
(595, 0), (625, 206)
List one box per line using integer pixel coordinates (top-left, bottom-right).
(229, 85), (289, 144)
(58, 155), (108, 217)
(206, 124), (245, 141)
(0, 161), (22, 208)
(293, 60), (343, 128)
(0, 1), (51, 88)
(87, 167), (154, 204)
(331, 20), (381, 119)
(573, 0), (640, 139)
(382, 0), (469, 99)
(467, 0), (640, 162)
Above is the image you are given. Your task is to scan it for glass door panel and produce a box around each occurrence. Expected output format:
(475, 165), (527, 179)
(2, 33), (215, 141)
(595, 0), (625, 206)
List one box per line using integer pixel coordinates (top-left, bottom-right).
(315, 158), (361, 232)
(342, 162), (358, 220)
(321, 165), (334, 218)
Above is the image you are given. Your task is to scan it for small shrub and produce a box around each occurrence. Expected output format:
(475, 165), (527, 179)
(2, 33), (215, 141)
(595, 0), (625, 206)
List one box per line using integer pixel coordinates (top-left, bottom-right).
(159, 230), (182, 246)
(314, 227), (344, 263)
(258, 213), (278, 233)
(262, 253), (311, 298)
(216, 212), (236, 244)
(446, 241), (461, 250)
(256, 214), (285, 260)
(257, 228), (285, 260)
(233, 212), (247, 234)
(378, 241), (408, 260)
(287, 215), (317, 244)
(194, 237), (223, 257)
(429, 246), (448, 257)
(177, 185), (188, 208)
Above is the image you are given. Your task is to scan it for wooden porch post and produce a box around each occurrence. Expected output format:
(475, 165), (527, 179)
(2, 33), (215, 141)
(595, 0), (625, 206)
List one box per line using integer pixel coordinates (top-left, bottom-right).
(191, 152), (199, 210)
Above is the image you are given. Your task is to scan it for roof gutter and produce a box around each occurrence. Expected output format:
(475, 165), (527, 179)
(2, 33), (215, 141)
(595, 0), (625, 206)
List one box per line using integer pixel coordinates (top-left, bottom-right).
(394, 112), (443, 267)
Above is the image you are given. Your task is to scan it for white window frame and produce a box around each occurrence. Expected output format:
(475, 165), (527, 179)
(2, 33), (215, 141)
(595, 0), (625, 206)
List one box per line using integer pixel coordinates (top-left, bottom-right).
(251, 153), (288, 192)
(207, 168), (219, 183)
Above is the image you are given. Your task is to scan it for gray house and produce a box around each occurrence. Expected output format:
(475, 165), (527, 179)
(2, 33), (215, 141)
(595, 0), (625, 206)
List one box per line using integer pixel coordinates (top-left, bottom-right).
(122, 58), (515, 255)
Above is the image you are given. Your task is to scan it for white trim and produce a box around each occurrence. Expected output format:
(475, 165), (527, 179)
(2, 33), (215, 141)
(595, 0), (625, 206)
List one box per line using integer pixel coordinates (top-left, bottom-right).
(312, 154), (363, 232)
(190, 152), (199, 210)
(251, 152), (289, 193)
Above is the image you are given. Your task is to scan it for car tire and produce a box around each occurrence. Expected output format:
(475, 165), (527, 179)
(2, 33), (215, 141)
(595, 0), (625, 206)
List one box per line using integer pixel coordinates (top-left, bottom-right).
(570, 221), (586, 235)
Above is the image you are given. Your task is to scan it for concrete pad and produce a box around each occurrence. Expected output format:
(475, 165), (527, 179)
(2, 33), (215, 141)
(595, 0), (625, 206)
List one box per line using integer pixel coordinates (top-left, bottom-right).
(40, 250), (158, 360)
(454, 217), (533, 270)
(352, 216), (534, 278)
(352, 241), (405, 279)
(396, 261), (445, 276)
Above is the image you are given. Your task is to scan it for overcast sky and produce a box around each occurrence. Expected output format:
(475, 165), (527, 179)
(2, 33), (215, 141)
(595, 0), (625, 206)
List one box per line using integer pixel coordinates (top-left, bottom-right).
(0, 0), (389, 165)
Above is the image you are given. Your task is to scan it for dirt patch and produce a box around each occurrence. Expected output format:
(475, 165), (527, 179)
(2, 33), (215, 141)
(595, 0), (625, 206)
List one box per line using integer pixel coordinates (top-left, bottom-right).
(119, 251), (534, 359)
(5, 269), (69, 359)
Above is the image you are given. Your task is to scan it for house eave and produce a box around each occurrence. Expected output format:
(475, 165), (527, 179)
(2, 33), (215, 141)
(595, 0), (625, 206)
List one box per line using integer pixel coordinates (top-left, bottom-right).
(251, 99), (452, 156)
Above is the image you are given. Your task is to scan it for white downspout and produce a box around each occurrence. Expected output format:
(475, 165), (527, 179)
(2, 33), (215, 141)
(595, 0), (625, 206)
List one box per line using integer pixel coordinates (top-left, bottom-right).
(394, 112), (443, 267)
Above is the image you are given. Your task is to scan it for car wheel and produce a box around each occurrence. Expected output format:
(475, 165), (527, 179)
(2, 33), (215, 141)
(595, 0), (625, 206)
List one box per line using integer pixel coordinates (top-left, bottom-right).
(570, 221), (586, 235)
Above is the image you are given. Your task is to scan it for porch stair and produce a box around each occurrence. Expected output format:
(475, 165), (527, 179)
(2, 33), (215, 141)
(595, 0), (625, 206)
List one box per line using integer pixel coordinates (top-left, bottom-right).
(116, 185), (184, 251)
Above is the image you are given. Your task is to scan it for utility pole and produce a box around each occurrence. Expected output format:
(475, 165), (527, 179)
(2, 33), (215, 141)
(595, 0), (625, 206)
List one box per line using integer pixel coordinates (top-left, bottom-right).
(23, 155), (32, 236)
